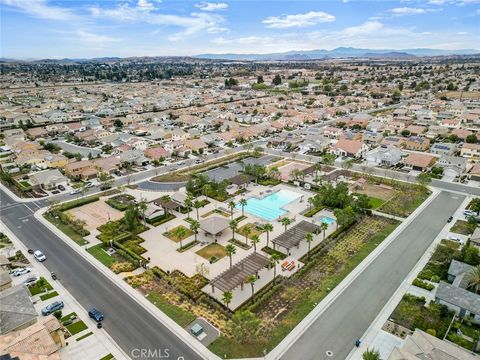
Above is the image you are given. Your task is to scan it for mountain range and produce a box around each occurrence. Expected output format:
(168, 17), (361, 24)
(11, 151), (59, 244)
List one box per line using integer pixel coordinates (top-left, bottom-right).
(194, 47), (480, 61)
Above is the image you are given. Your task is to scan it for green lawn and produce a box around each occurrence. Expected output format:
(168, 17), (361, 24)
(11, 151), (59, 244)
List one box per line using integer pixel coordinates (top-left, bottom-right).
(196, 243), (227, 261)
(76, 332), (94, 341)
(65, 320), (88, 335)
(87, 244), (117, 267)
(28, 277), (53, 296)
(40, 291), (59, 301)
(369, 197), (385, 209)
(44, 212), (89, 246)
(163, 225), (193, 242)
(60, 312), (77, 322)
(146, 292), (196, 327)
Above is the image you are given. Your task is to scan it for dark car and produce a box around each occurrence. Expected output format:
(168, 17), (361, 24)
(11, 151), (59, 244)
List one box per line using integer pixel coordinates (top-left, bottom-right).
(88, 308), (104, 322)
(41, 301), (64, 316)
(58, 184), (65, 191)
(447, 216), (453, 223)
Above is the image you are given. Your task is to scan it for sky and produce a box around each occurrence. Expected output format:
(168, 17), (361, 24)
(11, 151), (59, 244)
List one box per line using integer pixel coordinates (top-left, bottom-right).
(1, 0), (479, 59)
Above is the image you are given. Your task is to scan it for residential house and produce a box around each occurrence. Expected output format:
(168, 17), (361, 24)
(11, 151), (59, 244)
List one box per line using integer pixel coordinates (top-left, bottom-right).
(330, 139), (368, 158)
(403, 136), (430, 151)
(144, 146), (170, 161)
(118, 149), (149, 166)
(381, 136), (405, 148)
(437, 156), (467, 177)
(29, 169), (68, 190)
(0, 285), (37, 334)
(403, 153), (436, 171)
(469, 163), (480, 182)
(461, 143), (480, 159)
(430, 142), (456, 156)
(365, 145), (403, 166)
(25, 127), (48, 140)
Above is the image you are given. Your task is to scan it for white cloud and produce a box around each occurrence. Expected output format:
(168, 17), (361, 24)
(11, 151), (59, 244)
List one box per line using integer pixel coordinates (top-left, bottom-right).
(137, 0), (157, 11)
(457, 31), (468, 34)
(75, 30), (120, 44)
(391, 7), (427, 15)
(195, 2), (228, 11)
(1, 0), (77, 21)
(341, 21), (383, 36)
(262, 11), (335, 29)
(428, 0), (446, 4)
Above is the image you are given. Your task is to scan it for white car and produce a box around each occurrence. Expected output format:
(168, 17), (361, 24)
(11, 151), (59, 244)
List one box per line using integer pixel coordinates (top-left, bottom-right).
(12, 267), (32, 277)
(34, 250), (46, 262)
(24, 276), (39, 286)
(448, 236), (462, 243)
(70, 189), (81, 195)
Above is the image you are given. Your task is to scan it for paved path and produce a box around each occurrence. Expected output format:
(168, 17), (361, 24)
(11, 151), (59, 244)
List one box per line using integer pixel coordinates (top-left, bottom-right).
(279, 191), (465, 360)
(0, 188), (205, 360)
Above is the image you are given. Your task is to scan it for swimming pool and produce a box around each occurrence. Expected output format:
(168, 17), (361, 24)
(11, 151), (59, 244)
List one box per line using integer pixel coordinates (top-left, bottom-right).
(238, 189), (302, 221)
(319, 216), (336, 225)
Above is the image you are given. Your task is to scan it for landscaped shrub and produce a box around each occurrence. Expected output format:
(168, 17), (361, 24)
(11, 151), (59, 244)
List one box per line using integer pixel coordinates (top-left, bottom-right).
(166, 270), (207, 301)
(56, 196), (100, 212)
(146, 213), (175, 226)
(110, 261), (136, 274)
(412, 278), (435, 291)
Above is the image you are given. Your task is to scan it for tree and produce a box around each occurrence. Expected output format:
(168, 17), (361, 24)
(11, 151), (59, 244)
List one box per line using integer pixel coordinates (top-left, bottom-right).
(138, 199), (147, 225)
(184, 195), (193, 219)
(228, 200), (236, 219)
(362, 348), (381, 360)
(251, 234), (260, 252)
(469, 198), (480, 215)
(243, 226), (251, 246)
(271, 253), (281, 284)
(466, 265), (480, 294)
(416, 173), (432, 188)
(226, 244), (236, 268)
(272, 74), (282, 86)
(322, 153), (336, 166)
(229, 220), (238, 241)
(174, 226), (187, 249)
(321, 222), (328, 240)
(124, 205), (140, 233)
(333, 206), (356, 230)
(247, 274), (257, 300)
(465, 134), (477, 144)
(114, 119), (123, 128)
(342, 158), (354, 170)
(392, 88), (401, 102)
(193, 199), (202, 220)
(257, 75), (264, 84)
(400, 129), (411, 137)
(190, 220), (200, 242)
(305, 232), (314, 261)
(281, 217), (292, 232)
(222, 291), (233, 308)
(263, 223), (273, 248)
(230, 310), (261, 343)
(239, 198), (247, 217)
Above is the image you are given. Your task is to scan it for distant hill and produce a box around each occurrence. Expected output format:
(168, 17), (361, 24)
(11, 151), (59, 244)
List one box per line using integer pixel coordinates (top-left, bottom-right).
(195, 47), (480, 61)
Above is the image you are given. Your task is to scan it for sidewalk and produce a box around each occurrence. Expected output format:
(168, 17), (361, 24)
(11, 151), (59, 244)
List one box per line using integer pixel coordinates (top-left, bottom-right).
(34, 207), (216, 360)
(0, 220), (129, 360)
(346, 194), (473, 360)
(267, 187), (441, 359)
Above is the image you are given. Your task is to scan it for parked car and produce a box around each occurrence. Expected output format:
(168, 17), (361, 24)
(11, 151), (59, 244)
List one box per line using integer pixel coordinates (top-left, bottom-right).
(88, 308), (104, 322)
(448, 236), (463, 243)
(70, 189), (81, 195)
(34, 250), (46, 262)
(86, 182), (94, 188)
(41, 301), (64, 316)
(463, 210), (476, 216)
(24, 276), (39, 286)
(12, 267), (32, 276)
(447, 216), (453, 223)
(57, 184), (65, 191)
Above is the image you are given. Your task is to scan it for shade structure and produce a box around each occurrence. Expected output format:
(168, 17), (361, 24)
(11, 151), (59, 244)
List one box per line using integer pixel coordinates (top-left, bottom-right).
(272, 220), (321, 250)
(199, 216), (230, 235)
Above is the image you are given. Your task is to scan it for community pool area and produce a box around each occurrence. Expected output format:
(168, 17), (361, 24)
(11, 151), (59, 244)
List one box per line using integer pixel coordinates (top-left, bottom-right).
(238, 188), (302, 221)
(319, 216), (336, 225)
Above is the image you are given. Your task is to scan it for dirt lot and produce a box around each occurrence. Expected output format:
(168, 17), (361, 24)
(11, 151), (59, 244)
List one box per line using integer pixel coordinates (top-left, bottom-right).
(67, 200), (123, 230)
(356, 183), (394, 200)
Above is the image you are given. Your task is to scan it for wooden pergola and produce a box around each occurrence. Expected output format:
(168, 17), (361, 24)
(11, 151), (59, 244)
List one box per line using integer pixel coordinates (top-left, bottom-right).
(272, 220), (321, 252)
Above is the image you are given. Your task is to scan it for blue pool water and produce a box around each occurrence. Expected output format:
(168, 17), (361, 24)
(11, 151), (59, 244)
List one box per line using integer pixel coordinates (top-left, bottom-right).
(238, 189), (302, 221)
(319, 216), (336, 225)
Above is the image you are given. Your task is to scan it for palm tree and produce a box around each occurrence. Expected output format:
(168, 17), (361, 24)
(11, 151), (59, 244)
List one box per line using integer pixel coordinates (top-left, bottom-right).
(321, 222), (328, 240)
(314, 162), (322, 177)
(228, 200), (236, 219)
(243, 226), (251, 246)
(222, 290), (233, 308)
(184, 195), (193, 219)
(263, 223), (273, 248)
(281, 217), (292, 233)
(138, 199), (147, 225)
(226, 244), (236, 268)
(189, 220), (200, 242)
(271, 253), (281, 284)
(305, 232), (313, 261)
(229, 220), (238, 241)
(251, 234), (260, 252)
(193, 199), (202, 220)
(467, 265), (480, 294)
(307, 197), (314, 210)
(247, 274), (257, 300)
(174, 226), (187, 249)
(239, 198), (247, 217)
(362, 348), (381, 360)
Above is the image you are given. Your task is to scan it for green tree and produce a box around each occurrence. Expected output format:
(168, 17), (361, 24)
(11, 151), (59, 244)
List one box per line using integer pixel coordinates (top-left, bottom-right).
(222, 290), (233, 308)
(251, 234), (260, 252)
(466, 265), (480, 294)
(184, 195), (193, 219)
(281, 217), (292, 232)
(465, 134), (477, 144)
(239, 198), (247, 217)
(174, 226), (187, 249)
(243, 226), (251, 246)
(321, 222), (328, 240)
(124, 205), (140, 232)
(305, 232), (314, 261)
(392, 88), (401, 102)
(193, 199), (202, 220)
(230, 310), (261, 343)
(189, 220), (200, 242)
(271, 253), (281, 284)
(416, 172), (432, 188)
(247, 274), (257, 300)
(263, 223), (273, 248)
(322, 153), (336, 166)
(229, 220), (238, 242)
(469, 198), (480, 215)
(228, 200), (236, 219)
(272, 74), (282, 86)
(226, 244), (236, 268)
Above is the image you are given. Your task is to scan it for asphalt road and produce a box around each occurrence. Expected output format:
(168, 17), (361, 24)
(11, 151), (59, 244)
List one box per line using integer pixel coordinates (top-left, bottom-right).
(0, 189), (203, 360)
(280, 191), (465, 360)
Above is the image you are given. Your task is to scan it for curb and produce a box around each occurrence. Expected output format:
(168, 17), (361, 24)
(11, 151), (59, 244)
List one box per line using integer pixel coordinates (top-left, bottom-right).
(34, 208), (219, 360)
